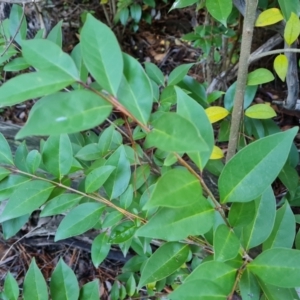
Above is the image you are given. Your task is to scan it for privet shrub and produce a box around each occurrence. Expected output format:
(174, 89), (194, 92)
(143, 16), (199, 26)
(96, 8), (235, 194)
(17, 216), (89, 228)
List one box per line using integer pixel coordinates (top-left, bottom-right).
(0, 3), (300, 300)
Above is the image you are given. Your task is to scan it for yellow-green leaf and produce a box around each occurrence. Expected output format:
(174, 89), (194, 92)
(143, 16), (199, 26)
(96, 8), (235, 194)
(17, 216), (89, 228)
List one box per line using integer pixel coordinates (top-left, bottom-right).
(245, 104), (276, 119)
(210, 146), (224, 160)
(247, 68), (274, 85)
(273, 54), (288, 82)
(205, 106), (229, 123)
(284, 12), (300, 45)
(255, 8), (284, 27)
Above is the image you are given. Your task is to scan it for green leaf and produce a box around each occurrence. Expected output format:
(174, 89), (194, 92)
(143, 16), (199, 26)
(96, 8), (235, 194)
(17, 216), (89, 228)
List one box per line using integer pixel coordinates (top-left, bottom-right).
(75, 143), (101, 161)
(47, 20), (63, 47)
(219, 127), (298, 203)
(91, 233), (111, 267)
(239, 269), (260, 300)
(81, 14), (123, 96)
(176, 87), (214, 169)
(170, 279), (227, 300)
(103, 145), (131, 199)
(284, 12), (300, 45)
(71, 44), (88, 85)
(0, 70), (75, 108)
(110, 220), (136, 243)
(55, 202), (105, 241)
(85, 165), (115, 193)
(16, 90), (112, 138)
(143, 168), (202, 209)
(170, 0), (198, 10)
(3, 272), (19, 300)
(41, 134), (73, 178)
(258, 279), (300, 300)
(23, 258), (48, 300)
(117, 53), (153, 125)
(144, 62), (165, 86)
(40, 194), (82, 217)
(0, 133), (14, 165)
(0, 167), (11, 182)
(126, 274), (136, 297)
(145, 112), (209, 153)
(236, 187), (276, 250)
(228, 201), (256, 228)
(22, 39), (79, 80)
(137, 242), (189, 289)
(50, 259), (79, 300)
(0, 181), (54, 222)
(245, 104), (276, 119)
(248, 248), (300, 288)
(4, 57), (30, 71)
(2, 214), (29, 239)
(214, 224), (240, 262)
(168, 63), (193, 86)
(136, 201), (214, 241)
(130, 4), (142, 23)
(9, 4), (27, 44)
(206, 0), (232, 26)
(263, 201), (295, 250)
(247, 68), (275, 85)
(278, 0), (300, 20)
(26, 150), (41, 174)
(79, 280), (100, 300)
(130, 164), (150, 191)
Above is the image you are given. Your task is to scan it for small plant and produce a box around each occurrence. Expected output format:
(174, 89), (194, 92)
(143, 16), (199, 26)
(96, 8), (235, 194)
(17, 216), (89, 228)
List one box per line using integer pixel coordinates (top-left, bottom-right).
(0, 1), (300, 299)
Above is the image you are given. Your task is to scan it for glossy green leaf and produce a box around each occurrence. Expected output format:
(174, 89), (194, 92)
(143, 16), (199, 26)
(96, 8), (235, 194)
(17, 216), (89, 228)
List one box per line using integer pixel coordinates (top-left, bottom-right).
(247, 68), (275, 85)
(236, 187), (276, 250)
(85, 165), (115, 193)
(214, 224), (240, 262)
(170, 279), (227, 300)
(110, 221), (136, 244)
(4, 57), (30, 71)
(91, 233), (111, 267)
(16, 90), (112, 138)
(79, 280), (100, 300)
(0, 174), (31, 202)
(2, 214), (29, 239)
(23, 259), (48, 300)
(22, 39), (79, 80)
(137, 201), (214, 241)
(55, 203), (105, 241)
(75, 143), (101, 161)
(173, 260), (236, 298)
(126, 274), (136, 297)
(143, 168), (202, 209)
(206, 0), (232, 26)
(117, 53), (153, 125)
(103, 145), (131, 199)
(41, 134), (73, 178)
(176, 87), (214, 170)
(279, 163), (298, 198)
(102, 211), (123, 228)
(0, 70), (75, 108)
(248, 248), (300, 287)
(9, 4), (27, 44)
(0, 133), (14, 165)
(81, 14), (123, 96)
(47, 20), (63, 47)
(130, 164), (150, 191)
(258, 279), (300, 300)
(239, 269), (260, 300)
(263, 201), (295, 250)
(168, 63), (193, 86)
(14, 142), (28, 172)
(228, 201), (256, 228)
(278, 0), (300, 20)
(170, 0), (198, 10)
(0, 167), (10, 182)
(71, 44), (88, 85)
(3, 272), (19, 300)
(40, 194), (82, 217)
(26, 150), (41, 174)
(50, 259), (79, 300)
(0, 181), (54, 222)
(145, 112), (209, 153)
(137, 242), (189, 289)
(144, 62), (165, 86)
(219, 127), (298, 203)
(130, 4), (142, 23)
